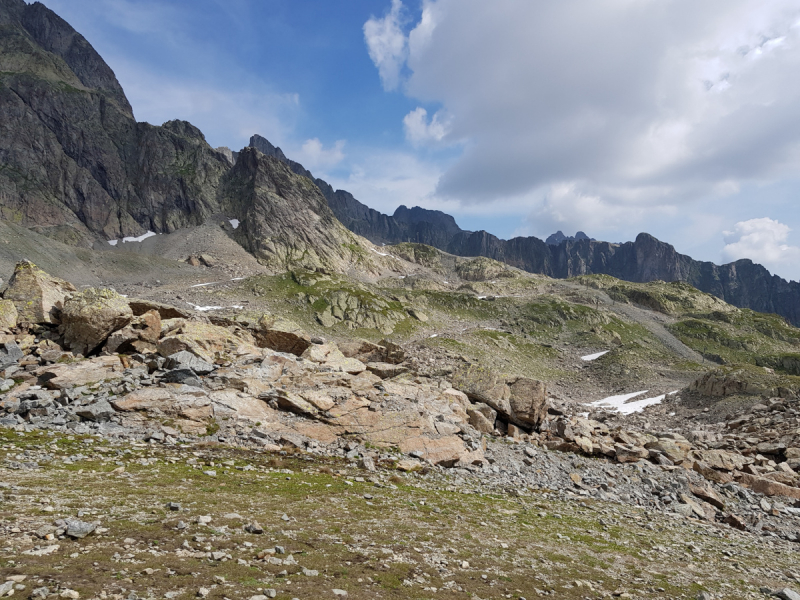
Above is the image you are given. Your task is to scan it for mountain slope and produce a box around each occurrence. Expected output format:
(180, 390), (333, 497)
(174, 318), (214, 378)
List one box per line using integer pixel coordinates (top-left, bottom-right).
(0, 0), (231, 244)
(245, 134), (800, 326)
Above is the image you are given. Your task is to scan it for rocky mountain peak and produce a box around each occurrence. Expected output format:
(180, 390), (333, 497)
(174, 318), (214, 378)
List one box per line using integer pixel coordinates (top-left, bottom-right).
(20, 1), (133, 116)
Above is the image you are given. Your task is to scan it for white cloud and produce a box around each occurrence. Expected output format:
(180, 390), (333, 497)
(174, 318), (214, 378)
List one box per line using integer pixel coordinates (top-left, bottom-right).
(722, 218), (800, 274)
(364, 0), (408, 91)
(367, 0), (800, 215)
(403, 107), (451, 146)
(111, 58), (300, 149)
(323, 150), (443, 216)
(296, 138), (346, 170)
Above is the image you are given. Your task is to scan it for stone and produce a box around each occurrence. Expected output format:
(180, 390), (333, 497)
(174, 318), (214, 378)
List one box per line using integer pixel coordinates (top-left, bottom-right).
(508, 377), (548, 427)
(253, 315), (312, 356)
(690, 483), (725, 510)
(332, 589), (348, 597)
(693, 461), (734, 485)
(244, 522), (264, 534)
(3, 261), (76, 324)
(467, 403), (496, 434)
(128, 299), (190, 320)
(645, 439), (690, 464)
(39, 356), (125, 390)
(0, 300), (18, 331)
(165, 351), (216, 374)
(266, 389), (319, 416)
(614, 444), (649, 463)
(60, 288), (133, 355)
(396, 459), (423, 472)
(161, 369), (203, 388)
(366, 362), (408, 378)
(359, 456), (376, 471)
(399, 435), (476, 467)
(65, 518), (96, 539)
(452, 364), (511, 417)
(104, 310), (162, 353)
(0, 342), (23, 370)
(738, 473), (800, 500)
(75, 400), (115, 422)
(158, 320), (258, 365)
(773, 589), (800, 600)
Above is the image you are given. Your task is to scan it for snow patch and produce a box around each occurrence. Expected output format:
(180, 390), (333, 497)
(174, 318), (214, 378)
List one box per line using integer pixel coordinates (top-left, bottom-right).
(190, 281), (221, 288)
(187, 302), (244, 312)
(429, 334), (438, 338)
(108, 240), (118, 246)
(581, 350), (609, 361)
(229, 219), (240, 229)
(589, 390), (678, 415)
(122, 231), (157, 243)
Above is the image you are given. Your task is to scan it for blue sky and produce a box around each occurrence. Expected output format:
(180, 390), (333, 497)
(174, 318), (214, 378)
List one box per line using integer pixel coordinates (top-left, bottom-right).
(43, 0), (800, 281)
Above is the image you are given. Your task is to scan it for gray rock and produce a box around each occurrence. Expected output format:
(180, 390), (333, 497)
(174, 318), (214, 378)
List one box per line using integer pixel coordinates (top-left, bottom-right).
(65, 518), (96, 539)
(75, 400), (115, 422)
(161, 369), (203, 388)
(165, 351), (216, 375)
(0, 342), (23, 370)
(773, 589), (800, 600)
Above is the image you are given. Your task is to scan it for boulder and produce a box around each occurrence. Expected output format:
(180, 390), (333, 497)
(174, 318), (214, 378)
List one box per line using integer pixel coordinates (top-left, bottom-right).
(60, 288), (133, 355)
(614, 444), (649, 463)
(507, 377), (548, 427)
(693, 461), (734, 484)
(452, 365), (547, 428)
(737, 473), (800, 500)
(127, 299), (190, 319)
(157, 320), (258, 364)
(452, 364), (511, 416)
(38, 356), (125, 390)
(366, 362), (408, 379)
(253, 315), (311, 356)
(399, 435), (480, 467)
(645, 439), (691, 464)
(301, 342), (366, 374)
(0, 300), (18, 330)
(165, 351), (216, 375)
(75, 400), (115, 422)
(0, 341), (23, 370)
(689, 483), (725, 510)
(264, 389), (319, 416)
(467, 403), (496, 433)
(3, 261), (76, 324)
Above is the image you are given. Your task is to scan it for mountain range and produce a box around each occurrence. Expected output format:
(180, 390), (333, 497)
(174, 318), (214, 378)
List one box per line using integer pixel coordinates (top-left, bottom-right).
(0, 0), (799, 325)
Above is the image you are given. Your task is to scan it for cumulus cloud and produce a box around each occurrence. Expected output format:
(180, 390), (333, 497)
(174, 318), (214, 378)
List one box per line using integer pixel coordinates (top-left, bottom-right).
(296, 138), (346, 171)
(722, 218), (800, 274)
(364, 0), (408, 91)
(367, 0), (800, 220)
(403, 107), (451, 146)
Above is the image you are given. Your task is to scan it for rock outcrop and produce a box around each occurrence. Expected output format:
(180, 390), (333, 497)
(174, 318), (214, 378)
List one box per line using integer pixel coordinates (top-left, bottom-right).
(2, 261), (76, 324)
(60, 288), (133, 355)
(0, 0), (230, 243)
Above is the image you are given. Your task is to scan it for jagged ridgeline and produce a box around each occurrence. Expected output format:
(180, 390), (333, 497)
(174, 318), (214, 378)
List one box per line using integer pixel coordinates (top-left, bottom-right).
(0, 0), (386, 273)
(1, 0), (799, 325)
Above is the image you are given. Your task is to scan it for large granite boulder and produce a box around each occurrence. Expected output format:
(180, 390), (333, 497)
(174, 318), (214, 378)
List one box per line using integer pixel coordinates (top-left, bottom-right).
(451, 365), (548, 429)
(157, 320), (259, 365)
(60, 288), (133, 355)
(253, 314), (312, 356)
(3, 261), (76, 324)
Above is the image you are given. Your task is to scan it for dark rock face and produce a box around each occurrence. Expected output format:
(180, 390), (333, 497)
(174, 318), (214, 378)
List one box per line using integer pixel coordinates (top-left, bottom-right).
(220, 148), (370, 271)
(0, 1), (230, 244)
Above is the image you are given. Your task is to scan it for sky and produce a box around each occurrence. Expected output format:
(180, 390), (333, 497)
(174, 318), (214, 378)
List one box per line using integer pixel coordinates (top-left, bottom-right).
(42, 0), (800, 282)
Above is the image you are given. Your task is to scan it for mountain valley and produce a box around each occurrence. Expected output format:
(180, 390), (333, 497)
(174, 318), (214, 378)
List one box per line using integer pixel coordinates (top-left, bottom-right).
(2, 1), (800, 599)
